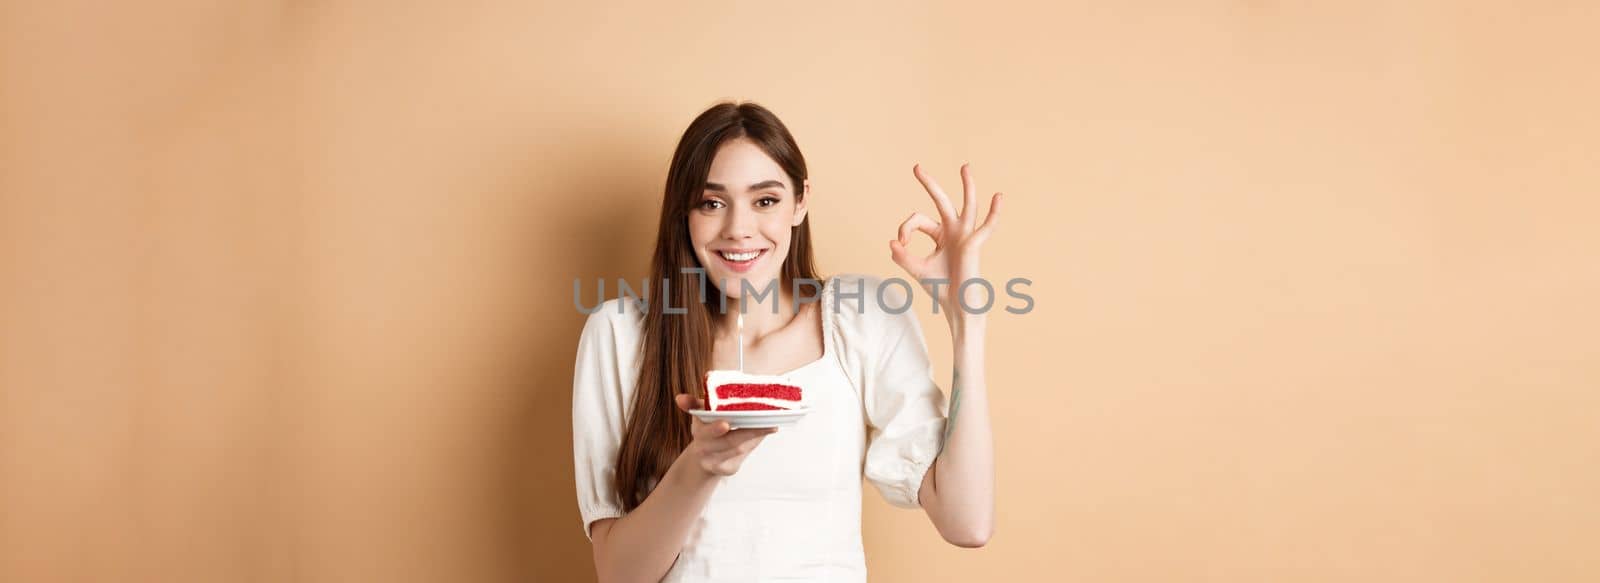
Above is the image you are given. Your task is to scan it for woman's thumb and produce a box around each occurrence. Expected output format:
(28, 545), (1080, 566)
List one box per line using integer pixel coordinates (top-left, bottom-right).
(675, 393), (704, 412)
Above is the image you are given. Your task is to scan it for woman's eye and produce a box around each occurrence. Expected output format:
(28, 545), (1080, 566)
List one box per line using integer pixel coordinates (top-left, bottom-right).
(756, 197), (779, 208)
(699, 199), (725, 210)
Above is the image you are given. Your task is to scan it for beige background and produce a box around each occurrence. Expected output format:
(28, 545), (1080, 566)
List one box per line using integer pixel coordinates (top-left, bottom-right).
(3, 1), (1598, 581)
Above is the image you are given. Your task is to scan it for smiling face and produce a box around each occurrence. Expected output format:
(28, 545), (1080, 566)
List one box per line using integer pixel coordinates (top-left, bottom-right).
(688, 137), (809, 303)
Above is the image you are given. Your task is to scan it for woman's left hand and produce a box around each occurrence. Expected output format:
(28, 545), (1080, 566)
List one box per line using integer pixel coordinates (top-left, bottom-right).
(890, 163), (1003, 326)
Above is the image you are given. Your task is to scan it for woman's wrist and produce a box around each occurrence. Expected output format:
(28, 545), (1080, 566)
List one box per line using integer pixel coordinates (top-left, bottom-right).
(945, 311), (988, 337)
(672, 444), (723, 486)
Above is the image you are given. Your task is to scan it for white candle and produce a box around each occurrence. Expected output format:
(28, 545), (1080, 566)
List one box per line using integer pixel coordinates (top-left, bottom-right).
(737, 312), (744, 372)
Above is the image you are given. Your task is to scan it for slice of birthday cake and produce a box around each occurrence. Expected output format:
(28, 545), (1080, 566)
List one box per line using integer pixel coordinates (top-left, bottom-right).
(703, 370), (804, 411)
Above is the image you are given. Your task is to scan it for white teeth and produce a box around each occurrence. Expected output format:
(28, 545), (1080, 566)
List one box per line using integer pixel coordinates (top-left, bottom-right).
(719, 250), (761, 262)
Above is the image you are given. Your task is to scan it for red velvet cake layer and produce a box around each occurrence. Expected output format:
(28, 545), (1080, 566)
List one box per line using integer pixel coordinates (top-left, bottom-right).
(714, 383), (802, 401)
(717, 402), (787, 411)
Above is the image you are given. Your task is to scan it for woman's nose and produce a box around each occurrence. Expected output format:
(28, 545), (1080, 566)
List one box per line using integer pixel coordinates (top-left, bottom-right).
(720, 205), (757, 239)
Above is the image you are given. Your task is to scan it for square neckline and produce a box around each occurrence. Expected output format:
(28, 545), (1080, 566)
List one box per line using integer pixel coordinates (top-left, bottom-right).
(736, 275), (836, 378)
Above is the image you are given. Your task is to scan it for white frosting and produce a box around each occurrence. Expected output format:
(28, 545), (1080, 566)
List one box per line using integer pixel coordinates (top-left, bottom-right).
(712, 397), (803, 410)
(705, 370), (795, 386)
(705, 369), (804, 409)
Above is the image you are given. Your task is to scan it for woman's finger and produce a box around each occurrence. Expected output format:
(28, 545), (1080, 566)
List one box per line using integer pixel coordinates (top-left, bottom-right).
(889, 239), (925, 276)
(693, 419), (731, 441)
(677, 394), (713, 435)
(960, 163), (977, 229)
(912, 164), (959, 224)
(731, 429), (775, 453)
(973, 192), (1003, 245)
(734, 434), (768, 454)
(701, 427), (774, 456)
(896, 212), (941, 247)
(674, 393), (698, 412)
(722, 427), (777, 447)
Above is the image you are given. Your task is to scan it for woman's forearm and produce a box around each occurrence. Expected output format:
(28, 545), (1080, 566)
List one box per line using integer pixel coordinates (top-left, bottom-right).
(922, 315), (996, 547)
(591, 451), (719, 583)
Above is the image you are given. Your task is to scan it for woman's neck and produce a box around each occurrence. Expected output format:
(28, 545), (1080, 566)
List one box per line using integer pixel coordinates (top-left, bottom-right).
(720, 286), (796, 340)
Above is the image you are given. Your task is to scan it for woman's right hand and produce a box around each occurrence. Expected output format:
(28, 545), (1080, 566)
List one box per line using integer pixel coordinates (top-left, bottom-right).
(674, 393), (778, 477)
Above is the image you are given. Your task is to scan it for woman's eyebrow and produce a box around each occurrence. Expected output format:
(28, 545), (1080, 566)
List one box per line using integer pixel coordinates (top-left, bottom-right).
(704, 180), (787, 192)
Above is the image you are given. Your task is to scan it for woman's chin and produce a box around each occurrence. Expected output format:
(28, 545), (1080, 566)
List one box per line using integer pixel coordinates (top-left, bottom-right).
(711, 273), (781, 304)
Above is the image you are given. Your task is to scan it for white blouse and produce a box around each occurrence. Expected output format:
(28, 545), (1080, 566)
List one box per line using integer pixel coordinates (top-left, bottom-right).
(571, 273), (949, 582)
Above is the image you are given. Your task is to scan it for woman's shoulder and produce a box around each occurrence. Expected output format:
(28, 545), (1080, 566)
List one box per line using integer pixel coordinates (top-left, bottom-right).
(821, 274), (931, 391)
(825, 273), (917, 322)
(823, 273), (923, 349)
(577, 298), (647, 349)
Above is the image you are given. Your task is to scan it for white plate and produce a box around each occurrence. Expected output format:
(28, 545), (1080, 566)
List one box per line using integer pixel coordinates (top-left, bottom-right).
(689, 407), (810, 429)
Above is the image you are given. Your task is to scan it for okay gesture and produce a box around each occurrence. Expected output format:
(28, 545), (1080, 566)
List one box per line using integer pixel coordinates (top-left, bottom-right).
(889, 163), (1003, 326)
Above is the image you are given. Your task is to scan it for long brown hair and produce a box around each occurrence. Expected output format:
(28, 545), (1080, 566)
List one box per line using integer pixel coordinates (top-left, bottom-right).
(612, 101), (820, 511)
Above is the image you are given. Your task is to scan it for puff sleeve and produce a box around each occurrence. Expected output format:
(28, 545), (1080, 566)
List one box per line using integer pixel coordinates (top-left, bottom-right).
(571, 301), (635, 540)
(834, 275), (949, 509)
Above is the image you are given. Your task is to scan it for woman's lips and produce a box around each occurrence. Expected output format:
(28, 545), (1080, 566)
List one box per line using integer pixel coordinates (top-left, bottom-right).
(714, 249), (767, 273)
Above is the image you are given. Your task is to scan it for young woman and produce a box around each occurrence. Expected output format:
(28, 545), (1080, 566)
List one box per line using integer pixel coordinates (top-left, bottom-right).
(571, 102), (1001, 582)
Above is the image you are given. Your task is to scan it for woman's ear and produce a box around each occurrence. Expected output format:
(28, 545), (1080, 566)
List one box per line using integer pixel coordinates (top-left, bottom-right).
(793, 180), (810, 227)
